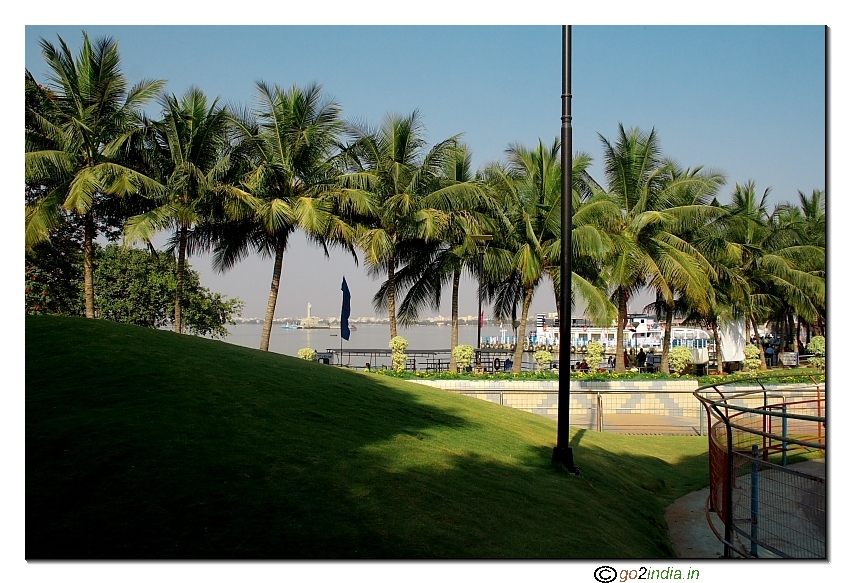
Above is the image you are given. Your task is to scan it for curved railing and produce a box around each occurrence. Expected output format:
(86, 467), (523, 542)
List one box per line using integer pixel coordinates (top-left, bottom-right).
(694, 375), (825, 558)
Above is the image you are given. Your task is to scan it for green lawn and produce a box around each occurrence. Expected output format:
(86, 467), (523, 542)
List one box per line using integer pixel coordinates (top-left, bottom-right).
(26, 316), (710, 559)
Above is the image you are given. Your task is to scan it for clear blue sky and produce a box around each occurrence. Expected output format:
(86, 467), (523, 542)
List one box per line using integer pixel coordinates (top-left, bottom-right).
(23, 24), (826, 321)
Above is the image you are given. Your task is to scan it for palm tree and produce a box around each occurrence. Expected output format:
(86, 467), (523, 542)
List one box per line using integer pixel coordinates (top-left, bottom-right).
(339, 111), (460, 340)
(25, 33), (165, 318)
(483, 140), (565, 372)
(123, 87), (252, 334)
(483, 139), (618, 372)
(550, 152), (619, 330)
(220, 82), (349, 351)
(597, 125), (725, 372)
(377, 145), (497, 369)
(722, 181), (825, 369)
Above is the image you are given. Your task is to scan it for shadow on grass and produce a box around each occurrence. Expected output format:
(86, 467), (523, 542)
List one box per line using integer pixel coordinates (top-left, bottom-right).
(26, 316), (709, 559)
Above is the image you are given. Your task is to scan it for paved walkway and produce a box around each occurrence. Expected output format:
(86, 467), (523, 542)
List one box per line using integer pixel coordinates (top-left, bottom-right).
(665, 487), (725, 558)
(666, 459), (825, 558)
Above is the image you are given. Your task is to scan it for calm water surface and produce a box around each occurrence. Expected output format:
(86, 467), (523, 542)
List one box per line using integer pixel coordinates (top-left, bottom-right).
(219, 323), (548, 368)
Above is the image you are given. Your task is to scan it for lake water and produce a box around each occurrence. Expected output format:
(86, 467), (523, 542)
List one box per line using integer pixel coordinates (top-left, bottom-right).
(219, 323), (547, 369)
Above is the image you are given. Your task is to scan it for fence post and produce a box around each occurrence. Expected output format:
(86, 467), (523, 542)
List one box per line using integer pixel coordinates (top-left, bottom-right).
(699, 402), (705, 436)
(782, 402), (788, 467)
(596, 393), (603, 432)
(751, 444), (760, 557)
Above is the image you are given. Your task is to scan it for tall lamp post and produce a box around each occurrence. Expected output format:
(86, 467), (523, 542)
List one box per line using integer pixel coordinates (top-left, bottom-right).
(471, 234), (493, 353)
(552, 24), (579, 474)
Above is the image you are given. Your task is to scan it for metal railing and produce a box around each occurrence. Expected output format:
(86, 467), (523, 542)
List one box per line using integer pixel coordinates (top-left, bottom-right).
(694, 377), (825, 558)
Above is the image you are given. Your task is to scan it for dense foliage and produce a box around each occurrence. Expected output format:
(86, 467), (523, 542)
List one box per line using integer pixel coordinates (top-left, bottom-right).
(389, 336), (409, 371)
(95, 246), (242, 337)
(743, 344), (762, 372)
(585, 341), (605, 371)
(452, 344), (475, 370)
(667, 346), (693, 376)
(533, 349), (553, 370)
(808, 335), (825, 369)
(298, 347), (317, 361)
(25, 225), (84, 317)
(27, 243), (242, 337)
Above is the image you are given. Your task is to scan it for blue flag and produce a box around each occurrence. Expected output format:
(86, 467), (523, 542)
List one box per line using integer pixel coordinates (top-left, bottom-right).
(340, 277), (351, 341)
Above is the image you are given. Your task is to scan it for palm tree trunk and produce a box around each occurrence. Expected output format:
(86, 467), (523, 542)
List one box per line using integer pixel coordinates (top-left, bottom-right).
(511, 287), (534, 373)
(711, 324), (724, 374)
(750, 315), (768, 370)
(174, 225), (188, 334)
(660, 302), (674, 374)
(450, 269), (460, 371)
(553, 272), (562, 330)
(795, 314), (802, 352)
(387, 257), (398, 340)
(260, 241), (285, 351)
(789, 312), (798, 352)
(615, 289), (628, 373)
(83, 212), (96, 318)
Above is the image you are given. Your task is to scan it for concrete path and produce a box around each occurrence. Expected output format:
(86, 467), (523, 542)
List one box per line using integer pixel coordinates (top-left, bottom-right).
(666, 459), (825, 558)
(665, 487), (725, 558)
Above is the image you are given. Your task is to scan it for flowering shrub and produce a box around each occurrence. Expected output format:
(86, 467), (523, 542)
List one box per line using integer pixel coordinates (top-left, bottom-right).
(668, 346), (693, 375)
(389, 336), (409, 371)
(453, 344), (475, 370)
(585, 341), (605, 370)
(743, 344), (762, 372)
(808, 335), (825, 369)
(372, 367), (824, 385)
(298, 347), (316, 361)
(533, 350), (553, 370)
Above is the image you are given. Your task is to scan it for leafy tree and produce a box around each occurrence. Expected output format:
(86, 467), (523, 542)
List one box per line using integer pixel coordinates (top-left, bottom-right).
(743, 343), (762, 372)
(25, 222), (84, 317)
(533, 349), (553, 370)
(25, 33), (165, 318)
(93, 246), (242, 337)
(298, 347), (317, 361)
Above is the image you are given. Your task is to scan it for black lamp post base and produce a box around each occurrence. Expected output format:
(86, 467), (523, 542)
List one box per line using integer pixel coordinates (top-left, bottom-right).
(552, 445), (580, 475)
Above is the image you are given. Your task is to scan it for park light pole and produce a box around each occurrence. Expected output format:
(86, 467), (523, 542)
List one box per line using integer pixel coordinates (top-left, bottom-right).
(552, 24), (579, 475)
(471, 234), (493, 352)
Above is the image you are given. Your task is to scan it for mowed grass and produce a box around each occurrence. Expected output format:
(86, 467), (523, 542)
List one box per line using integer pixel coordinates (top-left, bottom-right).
(26, 316), (709, 559)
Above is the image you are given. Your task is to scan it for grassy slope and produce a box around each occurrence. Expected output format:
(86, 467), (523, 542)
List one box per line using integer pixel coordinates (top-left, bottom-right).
(26, 316), (709, 559)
